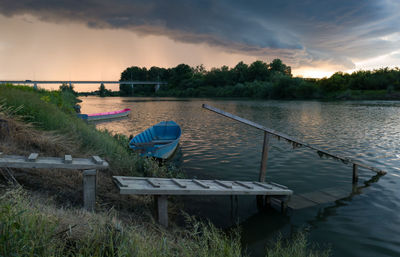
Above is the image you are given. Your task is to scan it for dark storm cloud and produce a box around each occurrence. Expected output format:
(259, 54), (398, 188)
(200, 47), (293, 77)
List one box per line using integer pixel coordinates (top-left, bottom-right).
(1, 0), (399, 69)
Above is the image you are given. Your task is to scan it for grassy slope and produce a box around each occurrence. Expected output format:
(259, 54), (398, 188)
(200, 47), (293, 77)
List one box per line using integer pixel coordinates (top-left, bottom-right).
(0, 84), (329, 256)
(0, 84), (178, 177)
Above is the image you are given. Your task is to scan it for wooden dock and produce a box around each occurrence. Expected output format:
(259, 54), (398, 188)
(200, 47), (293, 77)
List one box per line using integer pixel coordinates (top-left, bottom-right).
(288, 187), (349, 209)
(0, 153), (108, 211)
(113, 176), (293, 227)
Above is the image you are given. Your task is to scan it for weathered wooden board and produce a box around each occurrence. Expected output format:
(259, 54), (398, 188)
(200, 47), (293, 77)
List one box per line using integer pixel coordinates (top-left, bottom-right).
(288, 195), (317, 209)
(113, 176), (293, 196)
(0, 154), (109, 170)
(288, 187), (350, 210)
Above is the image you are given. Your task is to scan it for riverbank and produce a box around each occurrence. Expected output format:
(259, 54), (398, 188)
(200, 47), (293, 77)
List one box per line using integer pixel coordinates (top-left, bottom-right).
(80, 89), (400, 101)
(0, 84), (329, 256)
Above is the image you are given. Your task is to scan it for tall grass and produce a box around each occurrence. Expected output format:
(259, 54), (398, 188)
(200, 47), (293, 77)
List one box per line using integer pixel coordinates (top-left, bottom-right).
(0, 84), (176, 177)
(265, 233), (330, 257)
(0, 188), (243, 257)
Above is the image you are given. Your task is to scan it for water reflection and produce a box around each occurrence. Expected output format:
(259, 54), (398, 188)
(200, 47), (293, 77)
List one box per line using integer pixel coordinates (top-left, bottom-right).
(79, 97), (400, 257)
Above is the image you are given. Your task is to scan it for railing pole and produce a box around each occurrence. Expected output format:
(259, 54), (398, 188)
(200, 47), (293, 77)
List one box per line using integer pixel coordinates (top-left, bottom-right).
(259, 131), (270, 182)
(352, 164), (358, 184)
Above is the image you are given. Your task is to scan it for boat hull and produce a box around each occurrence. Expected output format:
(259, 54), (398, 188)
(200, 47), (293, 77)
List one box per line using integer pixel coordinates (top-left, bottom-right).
(78, 108), (131, 121)
(129, 121), (181, 159)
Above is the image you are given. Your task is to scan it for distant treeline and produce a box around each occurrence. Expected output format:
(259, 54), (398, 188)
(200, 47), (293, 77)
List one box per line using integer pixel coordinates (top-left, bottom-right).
(119, 60), (400, 99)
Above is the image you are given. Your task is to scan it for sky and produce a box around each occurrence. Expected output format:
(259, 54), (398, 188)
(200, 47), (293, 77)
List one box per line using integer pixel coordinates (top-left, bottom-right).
(0, 0), (399, 91)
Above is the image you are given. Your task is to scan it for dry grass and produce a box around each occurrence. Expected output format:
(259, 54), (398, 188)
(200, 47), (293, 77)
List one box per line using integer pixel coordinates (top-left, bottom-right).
(0, 106), (79, 156)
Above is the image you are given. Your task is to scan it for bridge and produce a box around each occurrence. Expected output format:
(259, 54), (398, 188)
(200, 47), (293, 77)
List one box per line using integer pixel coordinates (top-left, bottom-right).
(0, 80), (168, 92)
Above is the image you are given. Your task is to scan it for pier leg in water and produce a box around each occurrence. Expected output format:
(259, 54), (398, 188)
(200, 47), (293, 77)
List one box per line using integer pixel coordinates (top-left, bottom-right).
(83, 169), (97, 211)
(265, 196), (271, 208)
(256, 195), (264, 211)
(352, 164), (358, 184)
(259, 131), (270, 182)
(257, 132), (270, 211)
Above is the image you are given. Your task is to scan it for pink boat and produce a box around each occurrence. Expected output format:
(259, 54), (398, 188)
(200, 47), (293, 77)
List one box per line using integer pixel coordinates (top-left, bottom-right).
(78, 108), (131, 121)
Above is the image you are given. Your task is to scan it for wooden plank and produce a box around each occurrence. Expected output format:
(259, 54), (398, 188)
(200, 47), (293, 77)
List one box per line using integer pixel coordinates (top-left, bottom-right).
(269, 182), (288, 189)
(259, 131), (270, 182)
(83, 169), (97, 211)
(214, 180), (232, 188)
(202, 104), (387, 175)
(234, 181), (253, 189)
(28, 153), (39, 162)
(146, 178), (161, 188)
(192, 179), (210, 188)
(64, 155), (72, 164)
(171, 178), (186, 188)
(300, 191), (337, 204)
(253, 181), (273, 189)
(288, 194), (317, 209)
(91, 156), (103, 165)
(320, 187), (349, 199)
(0, 155), (108, 170)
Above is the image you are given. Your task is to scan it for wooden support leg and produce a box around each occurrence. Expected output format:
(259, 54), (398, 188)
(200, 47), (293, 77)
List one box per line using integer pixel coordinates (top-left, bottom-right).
(281, 198), (288, 213)
(256, 195), (264, 210)
(259, 132), (270, 182)
(83, 169), (97, 211)
(265, 196), (271, 208)
(156, 195), (168, 227)
(352, 164), (358, 184)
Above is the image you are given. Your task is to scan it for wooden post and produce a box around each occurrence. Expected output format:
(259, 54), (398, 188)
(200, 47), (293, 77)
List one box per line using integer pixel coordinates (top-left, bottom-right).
(256, 195), (264, 210)
(352, 164), (358, 184)
(83, 169), (97, 211)
(259, 131), (270, 182)
(156, 195), (168, 227)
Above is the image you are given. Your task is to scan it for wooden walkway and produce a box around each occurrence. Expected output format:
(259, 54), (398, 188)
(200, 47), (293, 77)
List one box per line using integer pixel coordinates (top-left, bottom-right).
(113, 176), (293, 227)
(0, 153), (108, 211)
(0, 153), (108, 169)
(288, 187), (349, 209)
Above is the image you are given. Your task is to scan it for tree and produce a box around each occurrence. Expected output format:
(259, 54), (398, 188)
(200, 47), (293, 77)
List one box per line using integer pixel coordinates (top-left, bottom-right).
(232, 61), (249, 83)
(59, 83), (76, 95)
(99, 83), (106, 97)
(270, 59), (292, 76)
(248, 60), (270, 81)
(119, 66), (148, 96)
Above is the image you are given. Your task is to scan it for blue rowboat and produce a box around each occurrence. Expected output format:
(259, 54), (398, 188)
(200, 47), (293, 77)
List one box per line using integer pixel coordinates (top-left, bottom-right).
(129, 121), (181, 159)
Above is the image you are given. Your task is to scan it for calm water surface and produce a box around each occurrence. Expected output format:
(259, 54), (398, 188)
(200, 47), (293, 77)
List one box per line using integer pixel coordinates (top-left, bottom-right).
(80, 96), (400, 257)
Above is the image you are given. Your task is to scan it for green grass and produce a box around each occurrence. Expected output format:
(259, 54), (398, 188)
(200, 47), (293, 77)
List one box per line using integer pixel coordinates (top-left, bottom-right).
(0, 188), (243, 257)
(265, 233), (330, 257)
(0, 84), (178, 177)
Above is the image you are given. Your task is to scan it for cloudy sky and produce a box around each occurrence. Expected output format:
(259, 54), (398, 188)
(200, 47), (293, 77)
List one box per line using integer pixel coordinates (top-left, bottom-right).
(0, 0), (399, 88)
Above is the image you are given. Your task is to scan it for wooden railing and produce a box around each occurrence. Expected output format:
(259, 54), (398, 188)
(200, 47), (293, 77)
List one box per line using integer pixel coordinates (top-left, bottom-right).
(202, 104), (387, 184)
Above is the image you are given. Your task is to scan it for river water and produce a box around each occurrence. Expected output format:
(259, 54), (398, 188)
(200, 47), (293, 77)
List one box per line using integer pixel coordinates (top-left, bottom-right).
(79, 96), (400, 257)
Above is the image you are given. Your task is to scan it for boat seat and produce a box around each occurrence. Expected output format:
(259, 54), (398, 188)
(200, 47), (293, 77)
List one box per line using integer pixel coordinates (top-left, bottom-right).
(132, 140), (174, 147)
(151, 139), (174, 144)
